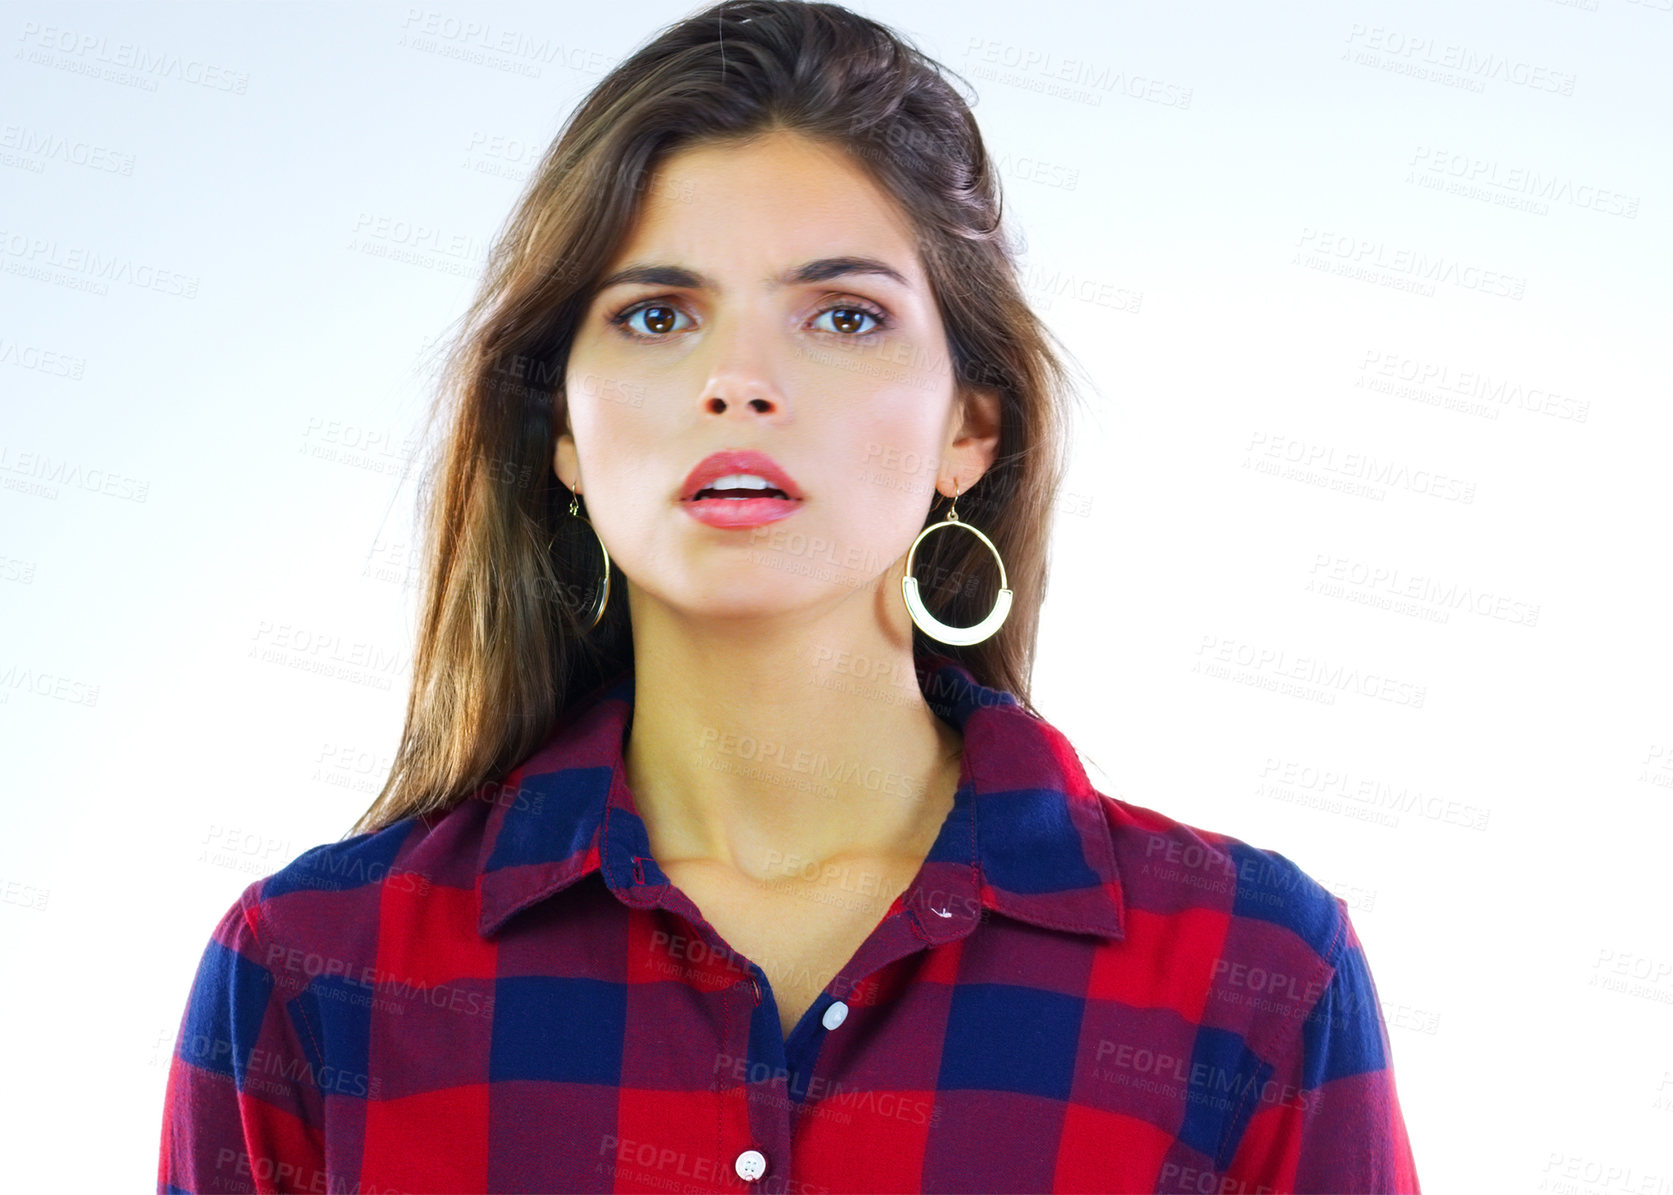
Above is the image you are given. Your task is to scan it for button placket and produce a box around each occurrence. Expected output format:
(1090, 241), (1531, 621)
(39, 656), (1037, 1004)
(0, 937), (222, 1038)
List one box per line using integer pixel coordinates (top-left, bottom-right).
(735, 965), (793, 1193)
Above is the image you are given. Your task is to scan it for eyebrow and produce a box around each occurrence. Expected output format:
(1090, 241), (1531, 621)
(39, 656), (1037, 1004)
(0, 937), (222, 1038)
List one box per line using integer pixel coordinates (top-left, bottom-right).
(592, 255), (910, 295)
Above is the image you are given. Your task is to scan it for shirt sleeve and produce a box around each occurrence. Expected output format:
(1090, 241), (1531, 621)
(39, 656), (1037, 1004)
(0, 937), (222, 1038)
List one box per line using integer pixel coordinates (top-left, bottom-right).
(1222, 899), (1421, 1193)
(158, 885), (326, 1194)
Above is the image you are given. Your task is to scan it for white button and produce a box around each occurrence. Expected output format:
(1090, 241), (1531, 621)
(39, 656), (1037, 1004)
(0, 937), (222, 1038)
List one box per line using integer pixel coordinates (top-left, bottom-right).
(734, 1149), (767, 1182)
(821, 1000), (849, 1030)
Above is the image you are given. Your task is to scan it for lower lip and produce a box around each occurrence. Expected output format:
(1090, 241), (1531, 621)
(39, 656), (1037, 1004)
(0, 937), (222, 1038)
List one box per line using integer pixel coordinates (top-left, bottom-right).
(682, 497), (803, 529)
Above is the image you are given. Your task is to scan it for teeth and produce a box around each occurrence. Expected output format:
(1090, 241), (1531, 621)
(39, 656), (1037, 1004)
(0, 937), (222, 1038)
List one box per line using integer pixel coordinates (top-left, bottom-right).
(710, 474), (775, 491)
(695, 473), (790, 499)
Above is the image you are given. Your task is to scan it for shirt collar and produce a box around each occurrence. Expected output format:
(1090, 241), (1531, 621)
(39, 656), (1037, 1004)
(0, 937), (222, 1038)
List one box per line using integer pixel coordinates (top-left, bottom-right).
(475, 652), (1125, 944)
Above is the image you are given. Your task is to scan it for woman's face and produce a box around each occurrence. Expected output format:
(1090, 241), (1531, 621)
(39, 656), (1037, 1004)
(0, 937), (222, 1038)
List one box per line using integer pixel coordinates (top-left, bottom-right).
(557, 129), (998, 628)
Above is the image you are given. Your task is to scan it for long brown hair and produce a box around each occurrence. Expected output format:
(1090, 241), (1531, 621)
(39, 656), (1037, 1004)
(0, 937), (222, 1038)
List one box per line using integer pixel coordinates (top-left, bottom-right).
(350, 0), (1087, 838)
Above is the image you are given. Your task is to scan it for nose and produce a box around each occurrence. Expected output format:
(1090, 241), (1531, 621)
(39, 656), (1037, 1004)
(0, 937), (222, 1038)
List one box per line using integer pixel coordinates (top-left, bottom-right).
(695, 314), (787, 419)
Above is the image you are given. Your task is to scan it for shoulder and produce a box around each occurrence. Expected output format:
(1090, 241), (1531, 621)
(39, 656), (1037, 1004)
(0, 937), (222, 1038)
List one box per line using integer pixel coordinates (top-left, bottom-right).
(1098, 792), (1351, 976)
(236, 794), (495, 954)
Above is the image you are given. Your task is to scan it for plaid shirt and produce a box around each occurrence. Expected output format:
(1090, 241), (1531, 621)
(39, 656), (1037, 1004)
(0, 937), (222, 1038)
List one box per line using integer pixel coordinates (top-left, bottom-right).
(160, 653), (1420, 1194)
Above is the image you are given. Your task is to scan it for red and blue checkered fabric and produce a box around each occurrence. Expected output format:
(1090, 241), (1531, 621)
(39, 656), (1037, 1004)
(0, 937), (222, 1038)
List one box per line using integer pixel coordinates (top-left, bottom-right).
(160, 653), (1419, 1193)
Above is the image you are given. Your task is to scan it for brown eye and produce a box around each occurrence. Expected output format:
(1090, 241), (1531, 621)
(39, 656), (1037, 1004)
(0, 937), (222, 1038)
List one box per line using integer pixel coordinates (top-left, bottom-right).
(611, 302), (692, 339)
(813, 304), (886, 336)
(640, 306), (677, 334)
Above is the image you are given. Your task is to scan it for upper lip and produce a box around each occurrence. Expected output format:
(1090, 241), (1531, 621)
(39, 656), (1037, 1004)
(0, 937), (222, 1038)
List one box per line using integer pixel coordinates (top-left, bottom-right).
(680, 450), (804, 502)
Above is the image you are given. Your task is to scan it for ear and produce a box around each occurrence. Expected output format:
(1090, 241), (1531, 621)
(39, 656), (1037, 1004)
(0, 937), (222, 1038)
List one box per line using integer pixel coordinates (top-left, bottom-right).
(553, 399), (580, 493)
(942, 383), (1002, 495)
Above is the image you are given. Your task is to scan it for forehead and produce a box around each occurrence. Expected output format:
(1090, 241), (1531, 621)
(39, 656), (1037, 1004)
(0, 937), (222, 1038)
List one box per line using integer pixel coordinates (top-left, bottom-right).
(606, 130), (926, 284)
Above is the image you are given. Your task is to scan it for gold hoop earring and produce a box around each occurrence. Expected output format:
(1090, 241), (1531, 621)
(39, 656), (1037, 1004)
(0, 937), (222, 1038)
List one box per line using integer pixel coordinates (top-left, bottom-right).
(567, 491), (611, 628)
(901, 481), (1011, 647)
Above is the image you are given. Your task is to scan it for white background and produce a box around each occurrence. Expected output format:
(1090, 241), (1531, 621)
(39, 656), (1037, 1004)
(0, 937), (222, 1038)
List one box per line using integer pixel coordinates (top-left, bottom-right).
(2, 1), (1670, 1190)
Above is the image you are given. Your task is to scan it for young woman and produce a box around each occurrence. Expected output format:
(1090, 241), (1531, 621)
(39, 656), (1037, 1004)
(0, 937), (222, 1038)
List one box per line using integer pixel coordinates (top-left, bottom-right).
(160, 2), (1420, 1191)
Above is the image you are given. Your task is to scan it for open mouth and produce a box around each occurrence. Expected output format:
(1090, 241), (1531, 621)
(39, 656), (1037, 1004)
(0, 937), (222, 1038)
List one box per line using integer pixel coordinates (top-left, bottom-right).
(689, 475), (793, 501)
(679, 452), (804, 527)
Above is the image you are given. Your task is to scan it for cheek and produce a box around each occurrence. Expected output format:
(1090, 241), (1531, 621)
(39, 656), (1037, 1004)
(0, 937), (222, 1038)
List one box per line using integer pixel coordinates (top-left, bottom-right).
(564, 362), (662, 462)
(840, 406), (946, 523)
(808, 342), (954, 487)
(565, 322), (653, 417)
(567, 331), (663, 414)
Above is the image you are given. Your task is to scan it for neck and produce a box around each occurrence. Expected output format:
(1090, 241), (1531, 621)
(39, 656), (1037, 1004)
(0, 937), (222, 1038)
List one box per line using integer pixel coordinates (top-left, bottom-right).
(621, 589), (963, 886)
